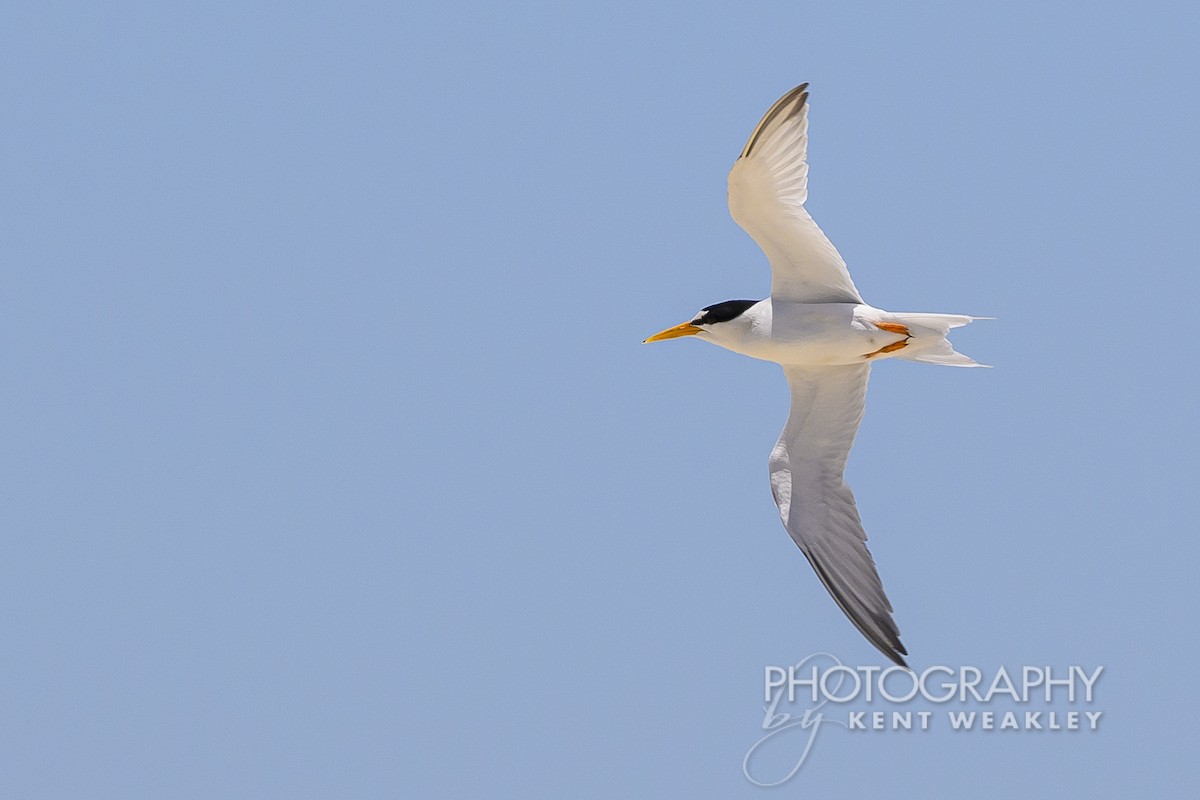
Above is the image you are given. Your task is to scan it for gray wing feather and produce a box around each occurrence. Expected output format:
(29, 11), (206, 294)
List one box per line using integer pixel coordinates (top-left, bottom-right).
(770, 364), (907, 666)
(728, 84), (864, 304)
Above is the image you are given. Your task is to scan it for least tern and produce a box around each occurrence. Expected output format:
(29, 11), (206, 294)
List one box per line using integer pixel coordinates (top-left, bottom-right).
(645, 84), (986, 667)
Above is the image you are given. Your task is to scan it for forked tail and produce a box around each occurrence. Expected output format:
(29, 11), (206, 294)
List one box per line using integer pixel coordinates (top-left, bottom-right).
(890, 313), (990, 368)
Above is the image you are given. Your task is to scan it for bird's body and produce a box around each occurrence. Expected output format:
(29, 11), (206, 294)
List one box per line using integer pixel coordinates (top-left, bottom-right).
(645, 84), (986, 667)
(691, 300), (974, 367)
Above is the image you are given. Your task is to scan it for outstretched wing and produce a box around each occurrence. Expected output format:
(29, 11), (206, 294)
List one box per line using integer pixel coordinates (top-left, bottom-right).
(769, 364), (907, 666)
(728, 84), (863, 304)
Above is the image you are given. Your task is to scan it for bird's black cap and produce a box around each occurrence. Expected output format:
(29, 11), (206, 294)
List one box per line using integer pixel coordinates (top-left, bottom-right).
(695, 300), (758, 325)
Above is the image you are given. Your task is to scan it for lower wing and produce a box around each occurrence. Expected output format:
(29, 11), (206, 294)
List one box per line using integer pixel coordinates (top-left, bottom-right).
(769, 364), (907, 666)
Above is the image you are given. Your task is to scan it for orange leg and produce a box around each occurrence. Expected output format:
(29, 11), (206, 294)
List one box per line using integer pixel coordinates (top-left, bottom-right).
(874, 322), (910, 336)
(864, 339), (910, 358)
(863, 322), (912, 359)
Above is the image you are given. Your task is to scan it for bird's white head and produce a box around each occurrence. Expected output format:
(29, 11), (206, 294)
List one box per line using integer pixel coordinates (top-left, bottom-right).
(643, 299), (762, 348)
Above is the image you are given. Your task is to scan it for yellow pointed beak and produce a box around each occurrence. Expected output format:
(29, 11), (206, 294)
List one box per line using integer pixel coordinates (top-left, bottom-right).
(643, 321), (702, 343)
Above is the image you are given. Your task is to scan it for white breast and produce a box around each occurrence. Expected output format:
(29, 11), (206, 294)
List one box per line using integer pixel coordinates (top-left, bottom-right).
(706, 301), (899, 366)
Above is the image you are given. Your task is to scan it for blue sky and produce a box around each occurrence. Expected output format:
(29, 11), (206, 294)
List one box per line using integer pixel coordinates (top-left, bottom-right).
(4, 1), (1198, 797)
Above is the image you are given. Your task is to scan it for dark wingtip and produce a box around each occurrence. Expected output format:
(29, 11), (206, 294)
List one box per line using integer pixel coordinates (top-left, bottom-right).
(800, 549), (909, 672)
(740, 82), (811, 159)
(877, 627), (908, 668)
(883, 626), (908, 667)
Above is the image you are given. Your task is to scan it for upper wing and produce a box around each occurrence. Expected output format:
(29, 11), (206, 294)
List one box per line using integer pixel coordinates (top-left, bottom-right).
(769, 364), (907, 666)
(727, 84), (863, 304)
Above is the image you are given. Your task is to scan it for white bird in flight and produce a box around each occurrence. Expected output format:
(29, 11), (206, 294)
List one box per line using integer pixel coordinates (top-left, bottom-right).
(644, 84), (987, 667)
